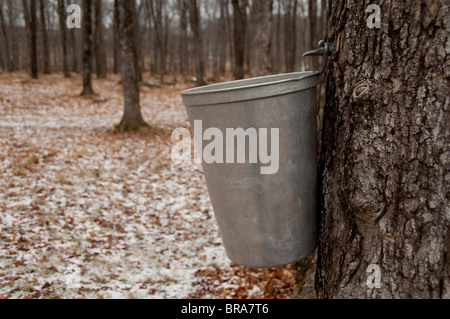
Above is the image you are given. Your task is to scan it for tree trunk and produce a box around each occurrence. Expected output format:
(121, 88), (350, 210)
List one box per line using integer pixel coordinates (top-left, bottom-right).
(177, 0), (189, 76)
(23, 0), (38, 79)
(69, 27), (78, 73)
(58, 0), (70, 77)
(231, 0), (247, 80)
(148, 0), (166, 84)
(248, 0), (273, 77)
(131, 0), (142, 82)
(307, 0), (317, 70)
(218, 0), (227, 76)
(113, 0), (119, 74)
(283, 0), (297, 73)
(94, 0), (107, 78)
(81, 0), (94, 95)
(0, 1), (11, 71)
(39, 0), (50, 74)
(316, 0), (449, 299)
(116, 0), (147, 132)
(188, 0), (205, 86)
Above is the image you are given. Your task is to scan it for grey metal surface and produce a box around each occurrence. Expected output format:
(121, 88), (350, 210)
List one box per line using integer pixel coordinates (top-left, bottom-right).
(180, 72), (319, 268)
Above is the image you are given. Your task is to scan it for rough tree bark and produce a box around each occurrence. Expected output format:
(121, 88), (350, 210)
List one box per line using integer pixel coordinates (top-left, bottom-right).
(316, 0), (449, 299)
(81, 0), (95, 95)
(248, 0), (273, 77)
(116, 0), (147, 132)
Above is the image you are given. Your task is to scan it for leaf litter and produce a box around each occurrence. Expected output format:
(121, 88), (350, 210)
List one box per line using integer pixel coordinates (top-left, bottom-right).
(0, 72), (299, 299)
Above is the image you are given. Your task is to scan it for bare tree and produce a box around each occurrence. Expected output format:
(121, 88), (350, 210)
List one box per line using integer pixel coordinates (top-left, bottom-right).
(231, 0), (247, 79)
(177, 0), (189, 76)
(116, 0), (147, 132)
(248, 0), (273, 77)
(317, 0), (449, 298)
(147, 0), (166, 84)
(188, 0), (206, 86)
(22, 0), (39, 79)
(0, 0), (11, 71)
(58, 0), (70, 77)
(39, 0), (50, 74)
(81, 0), (94, 95)
(283, 0), (297, 72)
(113, 0), (119, 74)
(94, 0), (107, 78)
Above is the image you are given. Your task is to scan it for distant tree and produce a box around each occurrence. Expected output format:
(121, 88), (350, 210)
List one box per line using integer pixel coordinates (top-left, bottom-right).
(116, 0), (147, 132)
(22, 0), (39, 79)
(188, 0), (206, 86)
(113, 0), (120, 74)
(231, 0), (247, 79)
(94, 0), (107, 78)
(249, 0), (273, 77)
(81, 0), (95, 95)
(0, 0), (11, 71)
(58, 0), (69, 77)
(177, 0), (189, 76)
(39, 0), (50, 74)
(283, 0), (298, 72)
(147, 0), (166, 84)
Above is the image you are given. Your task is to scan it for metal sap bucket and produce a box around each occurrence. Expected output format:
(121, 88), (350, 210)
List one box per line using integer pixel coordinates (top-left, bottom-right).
(180, 42), (332, 268)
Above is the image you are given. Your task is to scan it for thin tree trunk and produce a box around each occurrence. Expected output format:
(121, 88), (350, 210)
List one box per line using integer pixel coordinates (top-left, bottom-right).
(23, 0), (39, 79)
(177, 0), (188, 75)
(116, 0), (146, 132)
(284, 0), (297, 72)
(249, 0), (273, 77)
(0, 1), (11, 71)
(113, 0), (119, 74)
(317, 0), (449, 299)
(218, 0), (227, 76)
(39, 0), (50, 74)
(81, 0), (94, 95)
(189, 0), (205, 86)
(148, 0), (165, 84)
(94, 0), (107, 78)
(274, 0), (281, 73)
(7, 0), (18, 71)
(308, 0), (317, 70)
(131, 0), (142, 82)
(231, 0), (247, 80)
(69, 27), (78, 72)
(58, 0), (69, 77)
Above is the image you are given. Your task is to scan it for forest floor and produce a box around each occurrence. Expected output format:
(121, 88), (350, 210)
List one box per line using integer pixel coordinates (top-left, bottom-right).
(0, 72), (301, 299)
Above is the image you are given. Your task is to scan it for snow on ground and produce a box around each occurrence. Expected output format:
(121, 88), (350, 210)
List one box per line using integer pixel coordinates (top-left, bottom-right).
(0, 72), (298, 299)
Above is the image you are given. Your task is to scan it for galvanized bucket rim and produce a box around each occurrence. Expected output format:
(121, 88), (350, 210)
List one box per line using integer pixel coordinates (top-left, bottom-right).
(181, 71), (317, 97)
(180, 71), (318, 106)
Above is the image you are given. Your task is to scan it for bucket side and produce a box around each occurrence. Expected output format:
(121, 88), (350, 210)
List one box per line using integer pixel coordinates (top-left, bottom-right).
(184, 86), (318, 268)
